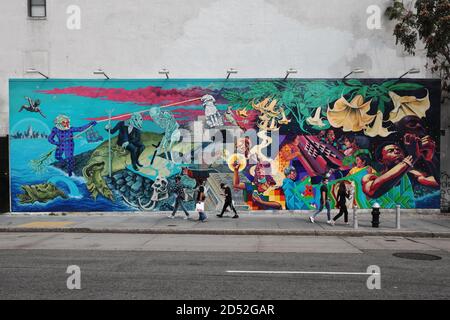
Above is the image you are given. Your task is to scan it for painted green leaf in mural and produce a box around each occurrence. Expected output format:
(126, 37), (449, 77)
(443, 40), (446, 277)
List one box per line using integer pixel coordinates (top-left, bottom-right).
(387, 83), (424, 91)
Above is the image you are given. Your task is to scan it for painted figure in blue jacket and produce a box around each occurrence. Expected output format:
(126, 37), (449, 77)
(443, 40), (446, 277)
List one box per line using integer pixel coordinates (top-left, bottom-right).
(48, 115), (97, 177)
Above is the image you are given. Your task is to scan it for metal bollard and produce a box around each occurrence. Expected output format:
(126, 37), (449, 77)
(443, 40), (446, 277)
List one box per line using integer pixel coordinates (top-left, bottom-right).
(353, 206), (358, 229)
(396, 205), (401, 229)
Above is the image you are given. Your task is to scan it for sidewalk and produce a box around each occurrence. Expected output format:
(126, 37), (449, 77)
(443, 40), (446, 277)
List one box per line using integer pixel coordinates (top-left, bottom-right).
(1, 211), (450, 238)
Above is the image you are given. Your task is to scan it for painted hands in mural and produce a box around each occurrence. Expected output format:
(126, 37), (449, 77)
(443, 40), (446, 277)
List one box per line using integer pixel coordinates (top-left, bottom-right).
(404, 133), (436, 163)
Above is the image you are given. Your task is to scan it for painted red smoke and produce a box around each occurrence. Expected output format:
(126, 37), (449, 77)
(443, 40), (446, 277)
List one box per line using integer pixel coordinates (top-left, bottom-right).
(39, 86), (210, 106)
(39, 85), (257, 129)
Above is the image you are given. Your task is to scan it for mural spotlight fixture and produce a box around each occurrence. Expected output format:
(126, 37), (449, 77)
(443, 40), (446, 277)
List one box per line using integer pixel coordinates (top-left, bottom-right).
(343, 68), (365, 79)
(226, 68), (238, 80)
(159, 69), (170, 79)
(399, 68), (420, 79)
(284, 68), (298, 80)
(93, 69), (110, 79)
(26, 68), (49, 79)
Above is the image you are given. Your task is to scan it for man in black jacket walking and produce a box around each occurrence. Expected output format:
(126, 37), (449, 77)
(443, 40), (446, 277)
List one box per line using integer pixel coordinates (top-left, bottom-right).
(217, 183), (239, 219)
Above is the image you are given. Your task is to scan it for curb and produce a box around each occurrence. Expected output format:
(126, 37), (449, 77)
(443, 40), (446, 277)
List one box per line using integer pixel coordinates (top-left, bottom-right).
(0, 227), (449, 238)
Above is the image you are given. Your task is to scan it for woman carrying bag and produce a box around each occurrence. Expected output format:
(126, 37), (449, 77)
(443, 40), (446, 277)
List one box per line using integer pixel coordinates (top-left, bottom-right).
(196, 183), (207, 222)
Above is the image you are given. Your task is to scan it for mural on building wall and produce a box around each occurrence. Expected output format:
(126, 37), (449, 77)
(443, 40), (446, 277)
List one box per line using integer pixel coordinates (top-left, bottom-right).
(9, 79), (441, 212)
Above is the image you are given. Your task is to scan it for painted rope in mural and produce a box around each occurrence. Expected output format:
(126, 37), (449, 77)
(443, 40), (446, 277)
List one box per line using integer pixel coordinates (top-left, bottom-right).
(9, 79), (441, 212)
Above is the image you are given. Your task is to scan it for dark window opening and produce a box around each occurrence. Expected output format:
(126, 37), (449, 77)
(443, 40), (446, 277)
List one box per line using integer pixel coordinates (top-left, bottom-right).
(28, 0), (46, 18)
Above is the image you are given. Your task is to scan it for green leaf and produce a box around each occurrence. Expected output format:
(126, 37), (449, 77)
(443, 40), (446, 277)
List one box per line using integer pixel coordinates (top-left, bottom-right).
(358, 86), (368, 97)
(381, 80), (399, 88)
(380, 95), (391, 102)
(388, 83), (424, 91)
(378, 100), (385, 113)
(282, 90), (294, 106)
(345, 79), (363, 87)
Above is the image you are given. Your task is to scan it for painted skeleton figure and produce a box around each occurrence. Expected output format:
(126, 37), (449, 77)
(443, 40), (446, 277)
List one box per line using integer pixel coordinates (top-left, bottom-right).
(201, 94), (223, 128)
(138, 176), (169, 210)
(148, 107), (181, 160)
(48, 115), (96, 177)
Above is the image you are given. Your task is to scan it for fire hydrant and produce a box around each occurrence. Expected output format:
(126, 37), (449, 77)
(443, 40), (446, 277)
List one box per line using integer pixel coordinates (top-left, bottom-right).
(371, 202), (381, 228)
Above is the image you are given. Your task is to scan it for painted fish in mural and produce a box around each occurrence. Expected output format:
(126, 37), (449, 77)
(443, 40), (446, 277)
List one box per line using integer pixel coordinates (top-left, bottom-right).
(18, 183), (68, 204)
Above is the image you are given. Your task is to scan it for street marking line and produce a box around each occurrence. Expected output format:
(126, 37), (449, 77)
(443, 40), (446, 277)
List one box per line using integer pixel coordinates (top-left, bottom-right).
(16, 222), (75, 228)
(226, 270), (379, 275)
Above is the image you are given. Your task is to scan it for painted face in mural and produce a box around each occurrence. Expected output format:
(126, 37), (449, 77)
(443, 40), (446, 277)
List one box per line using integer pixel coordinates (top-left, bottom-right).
(356, 155), (366, 168)
(129, 112), (143, 130)
(254, 161), (276, 193)
(344, 137), (354, 148)
(287, 168), (297, 181)
(327, 130), (335, 142)
(380, 144), (405, 167)
(397, 115), (426, 137)
(149, 107), (160, 118)
(54, 115), (71, 131)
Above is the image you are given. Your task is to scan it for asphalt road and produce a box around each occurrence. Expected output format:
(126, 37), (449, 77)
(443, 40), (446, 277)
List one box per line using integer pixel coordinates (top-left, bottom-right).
(0, 249), (449, 300)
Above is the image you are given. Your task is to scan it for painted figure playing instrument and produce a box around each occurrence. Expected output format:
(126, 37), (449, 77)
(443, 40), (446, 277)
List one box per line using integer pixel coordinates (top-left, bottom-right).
(362, 140), (438, 208)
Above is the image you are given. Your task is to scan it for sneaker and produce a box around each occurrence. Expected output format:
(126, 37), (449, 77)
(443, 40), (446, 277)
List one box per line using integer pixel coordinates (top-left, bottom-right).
(216, 214), (223, 218)
(168, 215), (175, 219)
(232, 215), (239, 219)
(331, 220), (335, 226)
(184, 215), (189, 220)
(309, 216), (315, 223)
(327, 220), (332, 225)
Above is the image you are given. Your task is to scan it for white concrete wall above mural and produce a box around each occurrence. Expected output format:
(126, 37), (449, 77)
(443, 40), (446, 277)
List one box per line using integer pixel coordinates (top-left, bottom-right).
(0, 0), (439, 136)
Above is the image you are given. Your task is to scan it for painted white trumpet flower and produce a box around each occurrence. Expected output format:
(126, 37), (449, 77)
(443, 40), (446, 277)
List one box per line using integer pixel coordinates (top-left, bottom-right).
(306, 107), (327, 128)
(365, 111), (394, 137)
(388, 90), (430, 123)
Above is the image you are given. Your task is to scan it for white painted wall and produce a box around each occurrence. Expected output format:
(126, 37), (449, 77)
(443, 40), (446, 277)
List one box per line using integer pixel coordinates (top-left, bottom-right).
(0, 0), (443, 136)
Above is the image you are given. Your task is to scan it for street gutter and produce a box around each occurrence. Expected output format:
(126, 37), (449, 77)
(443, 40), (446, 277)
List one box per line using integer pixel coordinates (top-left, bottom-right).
(0, 227), (449, 238)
